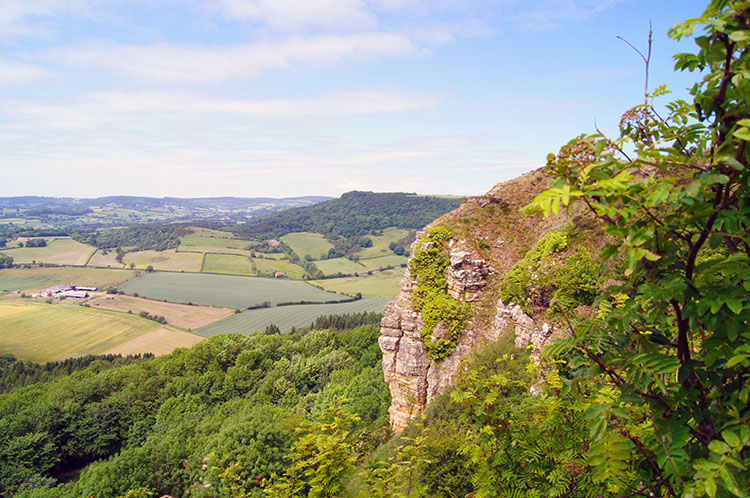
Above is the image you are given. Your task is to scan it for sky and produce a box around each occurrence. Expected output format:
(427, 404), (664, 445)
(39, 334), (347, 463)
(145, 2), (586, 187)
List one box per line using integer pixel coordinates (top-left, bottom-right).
(0, 0), (709, 198)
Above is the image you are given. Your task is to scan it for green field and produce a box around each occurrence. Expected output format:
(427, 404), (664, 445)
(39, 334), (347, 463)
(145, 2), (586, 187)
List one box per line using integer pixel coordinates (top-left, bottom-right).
(185, 227), (239, 238)
(177, 246), (254, 257)
(359, 254), (410, 271)
(195, 297), (391, 336)
(280, 232), (334, 260)
(0, 301), (161, 362)
(309, 267), (406, 297)
(252, 258), (306, 278)
(0, 238), (97, 265)
(0, 267), (136, 292)
(314, 257), (366, 276)
(358, 227), (412, 259)
(123, 249), (204, 271)
(179, 235), (254, 250)
(118, 272), (346, 308)
(87, 249), (125, 268)
(202, 253), (255, 275)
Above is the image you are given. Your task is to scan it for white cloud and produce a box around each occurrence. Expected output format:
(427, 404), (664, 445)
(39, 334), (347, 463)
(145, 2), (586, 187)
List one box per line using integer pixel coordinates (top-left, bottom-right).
(216, 0), (376, 31)
(508, 0), (623, 31)
(0, 59), (51, 85)
(45, 32), (419, 84)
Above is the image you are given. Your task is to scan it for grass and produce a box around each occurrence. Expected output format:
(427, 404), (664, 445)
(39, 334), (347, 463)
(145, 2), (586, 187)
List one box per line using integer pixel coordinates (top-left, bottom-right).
(102, 327), (203, 357)
(202, 253), (255, 276)
(358, 228), (412, 259)
(87, 249), (125, 268)
(0, 238), (97, 265)
(177, 246), (254, 257)
(314, 257), (366, 276)
(185, 227), (240, 238)
(195, 297), (391, 336)
(0, 267), (136, 292)
(358, 254), (410, 271)
(252, 258), (306, 279)
(88, 295), (233, 330)
(118, 272), (346, 309)
(309, 267), (406, 297)
(123, 249), (203, 272)
(179, 235), (254, 250)
(280, 232), (334, 260)
(0, 301), (161, 362)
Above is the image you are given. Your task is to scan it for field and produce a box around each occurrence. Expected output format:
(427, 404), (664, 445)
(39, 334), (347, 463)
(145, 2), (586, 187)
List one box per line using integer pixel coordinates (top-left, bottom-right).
(0, 267), (136, 292)
(252, 257), (306, 278)
(179, 235), (254, 250)
(358, 228), (412, 259)
(280, 232), (334, 260)
(177, 246), (253, 257)
(314, 257), (366, 275)
(195, 297), (391, 336)
(202, 253), (255, 276)
(88, 294), (234, 330)
(358, 254), (409, 271)
(123, 249), (203, 271)
(309, 267), (406, 297)
(118, 272), (346, 309)
(0, 237), (97, 265)
(102, 327), (203, 356)
(87, 249), (125, 268)
(184, 227), (239, 238)
(0, 301), (160, 362)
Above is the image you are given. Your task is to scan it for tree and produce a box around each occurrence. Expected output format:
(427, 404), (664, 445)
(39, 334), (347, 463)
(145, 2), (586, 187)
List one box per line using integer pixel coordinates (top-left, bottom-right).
(529, 2), (750, 496)
(0, 254), (12, 269)
(145, 265), (154, 273)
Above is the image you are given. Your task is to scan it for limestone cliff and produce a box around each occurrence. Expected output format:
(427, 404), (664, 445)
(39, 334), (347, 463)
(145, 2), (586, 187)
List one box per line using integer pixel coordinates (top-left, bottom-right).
(379, 168), (589, 432)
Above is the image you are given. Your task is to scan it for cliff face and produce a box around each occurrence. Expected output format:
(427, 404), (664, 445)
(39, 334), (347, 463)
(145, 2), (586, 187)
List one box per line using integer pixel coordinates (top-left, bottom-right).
(379, 169), (570, 432)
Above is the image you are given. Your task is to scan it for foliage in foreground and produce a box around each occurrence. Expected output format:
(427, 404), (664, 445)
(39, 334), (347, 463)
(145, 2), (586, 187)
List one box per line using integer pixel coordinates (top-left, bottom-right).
(526, 1), (750, 495)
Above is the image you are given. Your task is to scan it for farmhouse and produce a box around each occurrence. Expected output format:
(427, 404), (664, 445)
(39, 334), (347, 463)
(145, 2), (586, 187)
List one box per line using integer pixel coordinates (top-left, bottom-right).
(267, 239), (281, 247)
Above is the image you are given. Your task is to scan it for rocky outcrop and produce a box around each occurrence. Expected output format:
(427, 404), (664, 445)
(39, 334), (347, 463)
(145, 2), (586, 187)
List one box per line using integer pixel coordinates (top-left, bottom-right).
(380, 238), (556, 432)
(379, 236), (496, 432)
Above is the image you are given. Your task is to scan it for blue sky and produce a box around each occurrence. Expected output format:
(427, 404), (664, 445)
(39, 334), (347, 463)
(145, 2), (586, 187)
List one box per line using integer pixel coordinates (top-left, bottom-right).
(1, 0), (707, 198)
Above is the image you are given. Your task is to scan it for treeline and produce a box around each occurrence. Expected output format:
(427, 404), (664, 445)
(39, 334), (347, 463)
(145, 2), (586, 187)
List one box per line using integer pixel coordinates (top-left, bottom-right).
(231, 191), (463, 239)
(0, 353), (153, 394)
(4, 326), (389, 498)
(310, 311), (382, 330)
(71, 224), (187, 251)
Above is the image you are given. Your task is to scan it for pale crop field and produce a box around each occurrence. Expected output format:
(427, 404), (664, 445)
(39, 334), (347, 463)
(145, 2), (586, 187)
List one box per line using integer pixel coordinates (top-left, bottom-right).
(118, 272), (345, 308)
(0, 267), (136, 292)
(88, 294), (234, 330)
(309, 267), (406, 297)
(195, 297), (391, 336)
(202, 253), (255, 276)
(280, 232), (334, 260)
(179, 235), (254, 250)
(103, 327), (203, 356)
(123, 249), (203, 271)
(0, 238), (97, 265)
(0, 301), (160, 362)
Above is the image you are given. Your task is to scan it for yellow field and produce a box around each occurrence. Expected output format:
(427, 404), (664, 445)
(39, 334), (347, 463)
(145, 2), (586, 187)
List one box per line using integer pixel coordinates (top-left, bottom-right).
(87, 249), (126, 268)
(102, 327), (203, 356)
(0, 237), (97, 265)
(88, 294), (234, 330)
(0, 301), (160, 362)
(123, 249), (203, 271)
(309, 267), (406, 297)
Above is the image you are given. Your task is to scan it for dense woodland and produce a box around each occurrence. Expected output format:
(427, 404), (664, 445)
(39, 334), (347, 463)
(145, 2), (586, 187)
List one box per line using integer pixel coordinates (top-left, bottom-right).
(231, 192), (463, 239)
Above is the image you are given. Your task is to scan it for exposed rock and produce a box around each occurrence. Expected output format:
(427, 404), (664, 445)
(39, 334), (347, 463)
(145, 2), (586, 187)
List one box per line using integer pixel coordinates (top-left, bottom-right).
(380, 237), (498, 432)
(493, 299), (555, 363)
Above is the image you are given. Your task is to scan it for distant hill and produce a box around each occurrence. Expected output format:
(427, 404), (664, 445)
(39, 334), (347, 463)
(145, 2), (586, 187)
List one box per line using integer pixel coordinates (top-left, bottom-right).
(230, 191), (465, 238)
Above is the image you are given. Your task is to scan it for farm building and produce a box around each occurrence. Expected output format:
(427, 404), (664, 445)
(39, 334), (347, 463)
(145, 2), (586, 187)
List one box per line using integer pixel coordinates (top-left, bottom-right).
(38, 284), (73, 297)
(74, 286), (98, 292)
(61, 290), (89, 299)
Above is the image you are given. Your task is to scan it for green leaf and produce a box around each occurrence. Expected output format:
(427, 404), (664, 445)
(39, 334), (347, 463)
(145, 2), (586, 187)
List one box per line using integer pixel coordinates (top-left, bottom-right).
(704, 476), (717, 497)
(708, 440), (730, 454)
(726, 299), (743, 314)
(734, 127), (750, 141)
(719, 466), (748, 498)
(722, 430), (741, 448)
